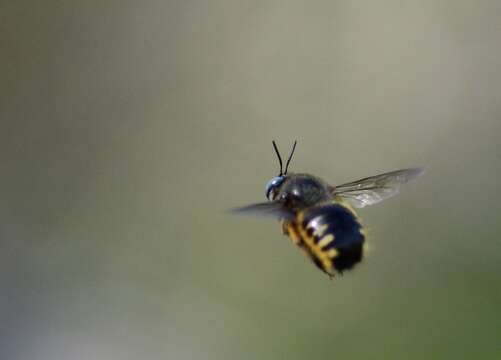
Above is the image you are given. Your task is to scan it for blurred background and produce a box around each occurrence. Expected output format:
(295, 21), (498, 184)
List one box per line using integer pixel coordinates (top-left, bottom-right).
(1, 1), (500, 359)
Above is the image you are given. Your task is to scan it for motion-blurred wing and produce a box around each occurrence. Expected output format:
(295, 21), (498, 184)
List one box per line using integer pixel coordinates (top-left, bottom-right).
(230, 201), (295, 220)
(332, 168), (424, 208)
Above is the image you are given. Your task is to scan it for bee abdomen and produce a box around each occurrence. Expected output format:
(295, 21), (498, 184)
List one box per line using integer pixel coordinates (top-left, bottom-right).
(290, 203), (365, 276)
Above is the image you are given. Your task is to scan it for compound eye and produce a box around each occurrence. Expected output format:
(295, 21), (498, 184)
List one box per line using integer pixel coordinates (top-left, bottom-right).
(265, 176), (284, 201)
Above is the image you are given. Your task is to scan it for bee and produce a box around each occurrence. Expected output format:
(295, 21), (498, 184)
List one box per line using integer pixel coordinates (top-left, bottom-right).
(232, 141), (423, 278)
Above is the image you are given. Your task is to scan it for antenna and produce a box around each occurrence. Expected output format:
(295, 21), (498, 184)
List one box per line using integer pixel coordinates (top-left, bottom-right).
(284, 140), (297, 175)
(272, 140), (283, 175)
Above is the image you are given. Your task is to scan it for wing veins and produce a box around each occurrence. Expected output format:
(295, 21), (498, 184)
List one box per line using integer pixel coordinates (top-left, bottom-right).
(332, 168), (423, 208)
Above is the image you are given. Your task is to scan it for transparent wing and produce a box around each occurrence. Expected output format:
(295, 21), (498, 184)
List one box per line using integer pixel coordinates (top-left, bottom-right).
(332, 168), (424, 208)
(229, 201), (295, 220)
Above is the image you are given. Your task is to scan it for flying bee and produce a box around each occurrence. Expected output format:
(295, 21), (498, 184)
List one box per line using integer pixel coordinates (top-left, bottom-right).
(232, 141), (424, 278)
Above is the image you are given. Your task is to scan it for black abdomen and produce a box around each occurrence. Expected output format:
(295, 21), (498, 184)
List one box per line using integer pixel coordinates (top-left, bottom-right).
(287, 203), (365, 276)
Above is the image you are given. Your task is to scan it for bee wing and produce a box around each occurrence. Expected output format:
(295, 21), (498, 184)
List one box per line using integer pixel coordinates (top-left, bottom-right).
(229, 201), (295, 220)
(332, 168), (424, 208)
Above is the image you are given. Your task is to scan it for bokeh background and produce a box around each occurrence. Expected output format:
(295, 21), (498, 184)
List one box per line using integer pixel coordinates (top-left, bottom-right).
(1, 1), (500, 359)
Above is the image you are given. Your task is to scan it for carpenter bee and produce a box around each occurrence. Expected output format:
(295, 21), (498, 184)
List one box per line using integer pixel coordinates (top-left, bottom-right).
(232, 141), (423, 278)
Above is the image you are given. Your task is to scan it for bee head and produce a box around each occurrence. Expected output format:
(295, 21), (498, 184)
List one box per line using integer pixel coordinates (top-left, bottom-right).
(266, 140), (297, 201)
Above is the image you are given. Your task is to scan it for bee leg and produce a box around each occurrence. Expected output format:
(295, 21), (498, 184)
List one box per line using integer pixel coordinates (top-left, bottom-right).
(281, 220), (289, 235)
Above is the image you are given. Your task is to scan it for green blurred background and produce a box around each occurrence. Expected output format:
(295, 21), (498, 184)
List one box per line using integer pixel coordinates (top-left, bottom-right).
(1, 1), (500, 359)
